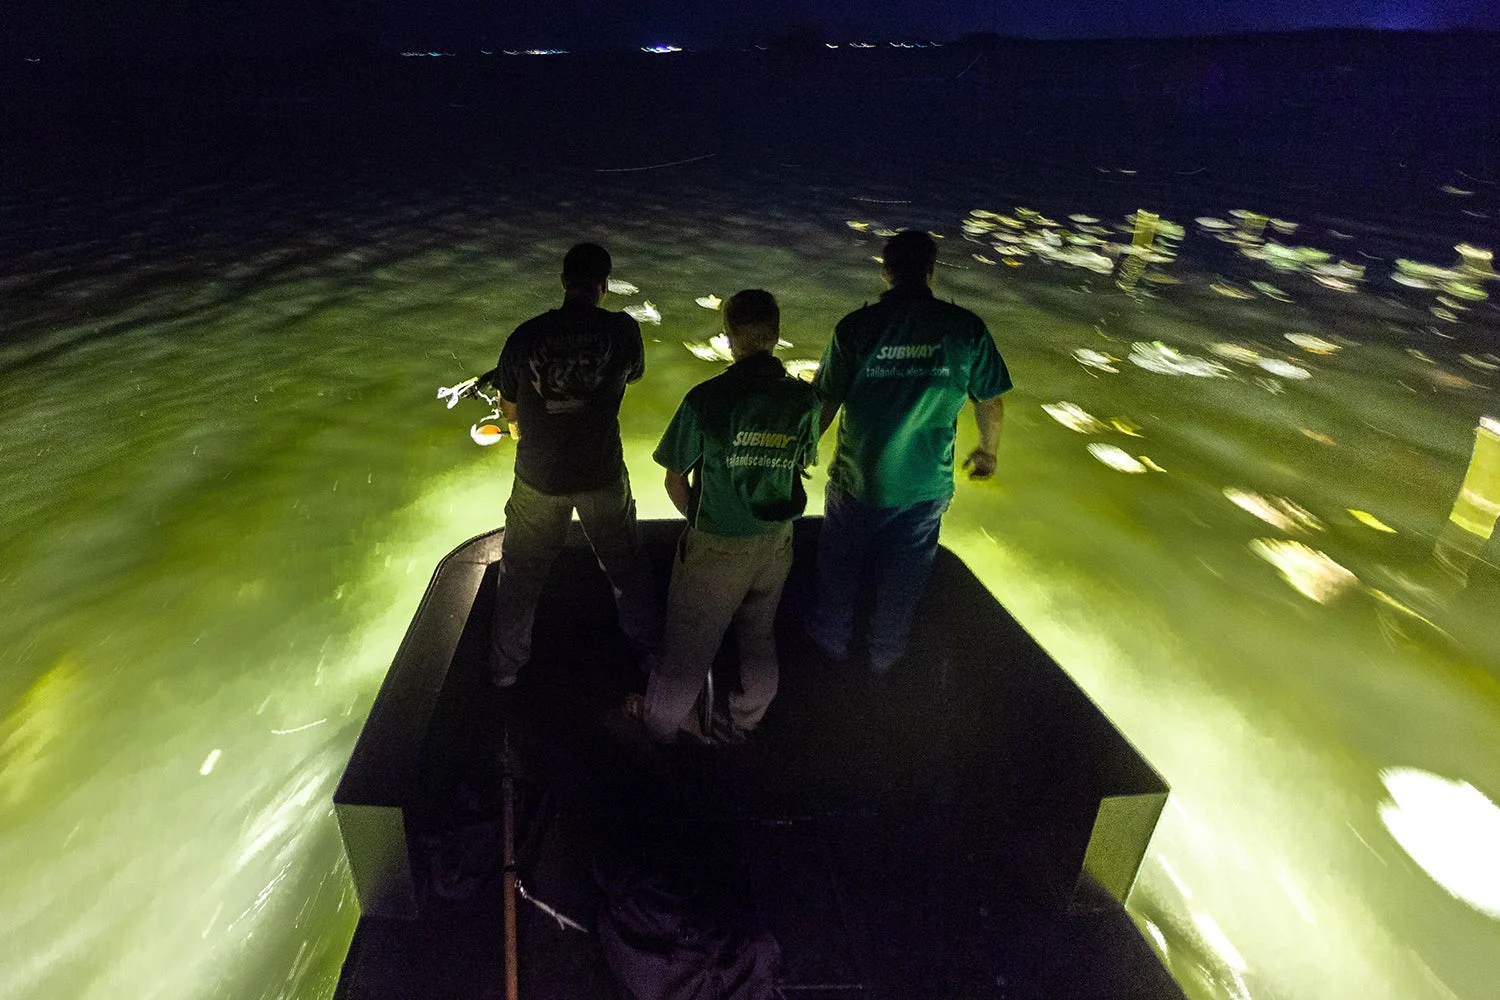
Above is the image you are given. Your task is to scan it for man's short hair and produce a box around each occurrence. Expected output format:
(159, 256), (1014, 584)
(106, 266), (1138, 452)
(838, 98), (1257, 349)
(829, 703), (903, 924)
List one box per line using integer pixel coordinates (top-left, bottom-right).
(723, 289), (780, 354)
(883, 230), (938, 284)
(562, 243), (612, 286)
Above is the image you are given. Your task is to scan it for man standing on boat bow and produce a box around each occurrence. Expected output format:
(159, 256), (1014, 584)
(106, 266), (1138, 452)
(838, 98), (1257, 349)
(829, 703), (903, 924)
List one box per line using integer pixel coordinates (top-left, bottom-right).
(489, 243), (659, 687)
(639, 290), (819, 744)
(807, 229), (1012, 675)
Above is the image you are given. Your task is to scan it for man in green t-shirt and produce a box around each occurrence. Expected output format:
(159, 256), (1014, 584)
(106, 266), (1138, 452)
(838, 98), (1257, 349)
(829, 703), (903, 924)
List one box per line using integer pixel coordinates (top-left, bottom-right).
(809, 230), (1012, 674)
(637, 290), (820, 744)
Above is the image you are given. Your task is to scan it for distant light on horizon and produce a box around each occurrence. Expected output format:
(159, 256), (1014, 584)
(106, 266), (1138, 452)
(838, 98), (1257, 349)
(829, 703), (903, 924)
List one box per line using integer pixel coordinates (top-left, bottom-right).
(642, 45), (682, 54)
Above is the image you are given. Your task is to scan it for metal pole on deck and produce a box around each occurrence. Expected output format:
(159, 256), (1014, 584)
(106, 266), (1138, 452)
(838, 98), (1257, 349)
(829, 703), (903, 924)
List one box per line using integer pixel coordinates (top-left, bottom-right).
(502, 730), (519, 1000)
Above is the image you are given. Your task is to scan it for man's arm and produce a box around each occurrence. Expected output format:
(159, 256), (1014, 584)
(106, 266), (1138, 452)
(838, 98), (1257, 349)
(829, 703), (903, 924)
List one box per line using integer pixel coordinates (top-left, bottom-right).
(664, 469), (693, 518)
(500, 397), (520, 440)
(962, 394), (1005, 480)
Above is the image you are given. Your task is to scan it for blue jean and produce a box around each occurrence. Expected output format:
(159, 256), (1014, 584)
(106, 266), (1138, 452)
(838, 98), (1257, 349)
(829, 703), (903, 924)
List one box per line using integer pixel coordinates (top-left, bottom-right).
(809, 480), (949, 673)
(491, 467), (660, 682)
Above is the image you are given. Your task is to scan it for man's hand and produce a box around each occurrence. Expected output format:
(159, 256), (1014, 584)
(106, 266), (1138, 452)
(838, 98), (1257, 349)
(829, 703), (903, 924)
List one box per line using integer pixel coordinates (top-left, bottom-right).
(501, 398), (520, 441)
(963, 448), (997, 480)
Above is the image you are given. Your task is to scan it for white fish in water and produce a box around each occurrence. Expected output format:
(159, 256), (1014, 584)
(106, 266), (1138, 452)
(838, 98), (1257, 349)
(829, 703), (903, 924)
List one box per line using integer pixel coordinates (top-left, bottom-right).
(1284, 333), (1339, 354)
(1251, 280), (1292, 301)
(1258, 358), (1312, 379)
(1129, 342), (1231, 378)
(1210, 281), (1254, 300)
(1224, 488), (1322, 533)
(1073, 348), (1119, 373)
(1087, 443), (1147, 473)
(684, 335), (734, 363)
(1042, 402), (1109, 433)
(695, 295), (723, 310)
(607, 278), (639, 295)
(624, 300), (661, 325)
(1250, 539), (1357, 603)
(1210, 342), (1262, 364)
(783, 359), (820, 382)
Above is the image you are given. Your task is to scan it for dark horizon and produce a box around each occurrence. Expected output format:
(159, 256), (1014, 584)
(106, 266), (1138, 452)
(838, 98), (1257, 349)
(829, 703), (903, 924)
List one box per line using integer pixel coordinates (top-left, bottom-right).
(5, 0), (1500, 61)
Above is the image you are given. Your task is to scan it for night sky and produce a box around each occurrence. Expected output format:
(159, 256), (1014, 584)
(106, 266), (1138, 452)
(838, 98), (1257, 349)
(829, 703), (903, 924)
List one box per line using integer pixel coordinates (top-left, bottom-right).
(4, 0), (1498, 58)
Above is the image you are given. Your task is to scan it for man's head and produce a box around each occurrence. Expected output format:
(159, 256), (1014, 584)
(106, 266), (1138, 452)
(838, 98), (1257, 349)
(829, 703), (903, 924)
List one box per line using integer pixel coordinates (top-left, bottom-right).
(723, 289), (780, 360)
(882, 230), (938, 288)
(561, 242), (612, 300)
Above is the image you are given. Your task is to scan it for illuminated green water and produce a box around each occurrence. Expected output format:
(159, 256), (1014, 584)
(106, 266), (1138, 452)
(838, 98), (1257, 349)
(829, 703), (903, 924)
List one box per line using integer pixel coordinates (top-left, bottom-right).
(4, 49), (1500, 999)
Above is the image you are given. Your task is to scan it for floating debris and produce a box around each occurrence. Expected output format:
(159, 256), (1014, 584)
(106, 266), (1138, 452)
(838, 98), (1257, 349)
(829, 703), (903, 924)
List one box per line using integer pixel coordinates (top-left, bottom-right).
(1460, 354), (1499, 372)
(1088, 443), (1147, 473)
(199, 749), (222, 776)
(846, 220), (872, 231)
(1129, 342), (1231, 378)
(1252, 281), (1293, 302)
(1069, 214), (1100, 224)
(1250, 539), (1358, 603)
(624, 300), (661, 325)
(1349, 510), (1396, 533)
(1225, 489), (1322, 533)
(1042, 402), (1109, 434)
(1284, 333), (1340, 354)
(694, 295), (722, 310)
(607, 278), (639, 295)
(1111, 417), (1144, 437)
(1140, 456), (1167, 472)
(1073, 348), (1119, 373)
(1441, 185), (1475, 196)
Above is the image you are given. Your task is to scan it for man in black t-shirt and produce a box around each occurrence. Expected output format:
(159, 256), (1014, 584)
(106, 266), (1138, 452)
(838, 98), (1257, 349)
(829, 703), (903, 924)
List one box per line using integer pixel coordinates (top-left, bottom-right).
(490, 243), (659, 687)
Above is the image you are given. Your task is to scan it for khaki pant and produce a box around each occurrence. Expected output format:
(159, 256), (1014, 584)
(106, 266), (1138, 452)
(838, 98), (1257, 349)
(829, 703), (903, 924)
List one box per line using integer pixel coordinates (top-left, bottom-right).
(644, 523), (793, 742)
(491, 468), (659, 682)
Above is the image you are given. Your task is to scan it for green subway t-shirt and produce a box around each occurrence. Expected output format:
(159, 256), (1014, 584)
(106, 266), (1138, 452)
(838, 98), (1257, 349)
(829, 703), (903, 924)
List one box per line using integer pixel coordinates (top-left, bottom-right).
(654, 353), (820, 537)
(815, 286), (1012, 507)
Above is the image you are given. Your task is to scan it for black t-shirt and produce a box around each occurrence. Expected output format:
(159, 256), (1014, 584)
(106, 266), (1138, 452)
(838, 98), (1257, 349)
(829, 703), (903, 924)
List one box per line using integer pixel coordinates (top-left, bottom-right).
(497, 301), (645, 494)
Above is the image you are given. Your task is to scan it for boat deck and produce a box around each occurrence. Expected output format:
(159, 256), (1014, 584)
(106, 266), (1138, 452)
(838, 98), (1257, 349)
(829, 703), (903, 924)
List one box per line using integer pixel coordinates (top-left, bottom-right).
(333, 519), (1183, 999)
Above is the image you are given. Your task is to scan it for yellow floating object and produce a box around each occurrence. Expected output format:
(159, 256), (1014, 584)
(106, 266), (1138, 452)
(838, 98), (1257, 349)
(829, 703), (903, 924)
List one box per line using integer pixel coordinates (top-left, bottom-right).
(471, 424), (506, 446)
(1349, 510), (1396, 533)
